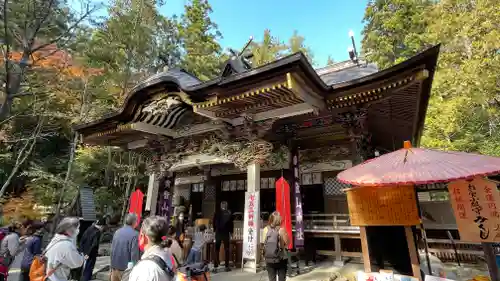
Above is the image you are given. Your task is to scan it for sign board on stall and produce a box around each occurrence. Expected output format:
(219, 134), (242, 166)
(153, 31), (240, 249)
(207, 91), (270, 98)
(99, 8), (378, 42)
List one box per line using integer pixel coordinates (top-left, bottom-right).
(448, 177), (500, 242)
(357, 271), (421, 281)
(346, 185), (420, 226)
(424, 275), (455, 281)
(242, 191), (260, 260)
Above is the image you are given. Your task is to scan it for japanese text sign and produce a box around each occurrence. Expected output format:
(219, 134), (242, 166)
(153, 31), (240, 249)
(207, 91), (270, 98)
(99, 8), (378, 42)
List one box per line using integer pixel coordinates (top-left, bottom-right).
(243, 191), (260, 259)
(448, 177), (500, 242)
(345, 185), (420, 226)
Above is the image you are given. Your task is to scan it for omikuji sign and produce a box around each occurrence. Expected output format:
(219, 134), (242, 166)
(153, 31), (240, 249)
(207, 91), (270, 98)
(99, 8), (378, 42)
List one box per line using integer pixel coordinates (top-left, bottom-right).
(448, 177), (500, 242)
(242, 191), (260, 259)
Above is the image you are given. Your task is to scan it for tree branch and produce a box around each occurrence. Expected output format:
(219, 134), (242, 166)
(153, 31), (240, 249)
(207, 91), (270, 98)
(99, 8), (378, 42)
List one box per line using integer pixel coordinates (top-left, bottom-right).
(31, 4), (97, 53)
(0, 115), (44, 198)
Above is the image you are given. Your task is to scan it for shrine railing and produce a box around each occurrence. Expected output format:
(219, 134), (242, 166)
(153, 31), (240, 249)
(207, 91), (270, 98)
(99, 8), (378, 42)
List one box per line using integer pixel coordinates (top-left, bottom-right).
(292, 213), (360, 233)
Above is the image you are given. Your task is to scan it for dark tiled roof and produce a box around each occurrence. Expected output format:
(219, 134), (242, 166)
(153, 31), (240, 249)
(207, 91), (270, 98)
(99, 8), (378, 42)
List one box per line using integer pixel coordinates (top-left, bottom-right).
(133, 68), (202, 92)
(317, 61), (379, 86)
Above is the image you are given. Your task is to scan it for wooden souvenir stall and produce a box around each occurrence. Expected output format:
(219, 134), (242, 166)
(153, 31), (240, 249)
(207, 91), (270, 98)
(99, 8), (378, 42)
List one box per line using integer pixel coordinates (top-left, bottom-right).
(345, 185), (421, 279)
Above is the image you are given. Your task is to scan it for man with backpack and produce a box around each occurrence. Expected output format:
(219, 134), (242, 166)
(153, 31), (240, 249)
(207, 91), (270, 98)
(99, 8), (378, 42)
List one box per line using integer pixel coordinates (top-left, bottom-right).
(123, 216), (176, 281)
(264, 211), (290, 281)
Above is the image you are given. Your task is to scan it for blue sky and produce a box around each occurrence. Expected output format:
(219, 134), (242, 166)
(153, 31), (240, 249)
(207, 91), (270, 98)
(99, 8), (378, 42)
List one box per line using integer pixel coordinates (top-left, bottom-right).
(84, 0), (369, 67)
(160, 0), (369, 67)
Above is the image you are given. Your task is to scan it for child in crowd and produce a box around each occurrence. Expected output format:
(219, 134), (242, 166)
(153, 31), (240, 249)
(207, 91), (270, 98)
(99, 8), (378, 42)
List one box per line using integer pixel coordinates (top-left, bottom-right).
(186, 224), (208, 264)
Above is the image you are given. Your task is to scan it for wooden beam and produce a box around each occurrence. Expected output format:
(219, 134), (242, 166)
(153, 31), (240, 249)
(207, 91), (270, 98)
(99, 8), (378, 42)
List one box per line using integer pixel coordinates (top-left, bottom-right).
(230, 103), (315, 126)
(127, 139), (148, 149)
(405, 226), (422, 281)
(287, 73), (326, 111)
(169, 154), (232, 171)
(131, 121), (226, 138)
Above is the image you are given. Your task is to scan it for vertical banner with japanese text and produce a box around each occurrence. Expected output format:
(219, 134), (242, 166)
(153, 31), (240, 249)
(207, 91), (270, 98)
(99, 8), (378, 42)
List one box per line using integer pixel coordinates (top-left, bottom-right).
(242, 191), (260, 259)
(158, 172), (176, 227)
(292, 150), (305, 248)
(448, 177), (500, 242)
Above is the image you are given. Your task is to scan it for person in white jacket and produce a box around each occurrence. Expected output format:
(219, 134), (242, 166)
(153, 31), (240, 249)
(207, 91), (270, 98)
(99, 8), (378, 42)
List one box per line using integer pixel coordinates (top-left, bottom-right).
(45, 217), (85, 281)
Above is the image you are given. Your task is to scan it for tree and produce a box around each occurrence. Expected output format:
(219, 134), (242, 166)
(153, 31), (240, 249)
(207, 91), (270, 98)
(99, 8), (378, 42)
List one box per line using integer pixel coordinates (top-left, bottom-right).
(0, 0), (97, 122)
(287, 30), (314, 64)
(85, 0), (180, 103)
(250, 29), (286, 67)
(326, 56), (335, 66)
(178, 0), (224, 80)
(361, 0), (500, 156)
(420, 0), (500, 156)
(361, 0), (433, 69)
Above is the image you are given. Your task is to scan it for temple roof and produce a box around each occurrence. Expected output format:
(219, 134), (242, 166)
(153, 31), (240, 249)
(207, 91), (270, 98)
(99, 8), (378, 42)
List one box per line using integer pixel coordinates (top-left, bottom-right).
(75, 45), (440, 152)
(317, 61), (379, 86)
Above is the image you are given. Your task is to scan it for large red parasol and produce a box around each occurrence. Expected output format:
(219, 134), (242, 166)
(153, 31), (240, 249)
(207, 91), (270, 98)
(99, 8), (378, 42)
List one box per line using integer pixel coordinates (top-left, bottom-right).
(337, 141), (500, 186)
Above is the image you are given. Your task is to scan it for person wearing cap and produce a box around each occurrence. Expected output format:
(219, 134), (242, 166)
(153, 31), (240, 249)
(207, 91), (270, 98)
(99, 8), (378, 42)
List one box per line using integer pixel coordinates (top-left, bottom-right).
(79, 218), (106, 281)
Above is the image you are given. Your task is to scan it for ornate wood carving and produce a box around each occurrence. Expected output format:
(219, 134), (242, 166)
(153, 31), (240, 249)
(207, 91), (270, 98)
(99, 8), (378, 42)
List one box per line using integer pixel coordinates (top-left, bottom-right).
(298, 146), (350, 164)
(144, 132), (287, 174)
(236, 114), (276, 141)
(336, 108), (373, 162)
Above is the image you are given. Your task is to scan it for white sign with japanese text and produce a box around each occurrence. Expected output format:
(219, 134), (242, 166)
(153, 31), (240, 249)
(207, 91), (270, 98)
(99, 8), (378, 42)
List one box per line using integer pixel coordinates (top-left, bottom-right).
(242, 191), (260, 259)
(448, 177), (500, 242)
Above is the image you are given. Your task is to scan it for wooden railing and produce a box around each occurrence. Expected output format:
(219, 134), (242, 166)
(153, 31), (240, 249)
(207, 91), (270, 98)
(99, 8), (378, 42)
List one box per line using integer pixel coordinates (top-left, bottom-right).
(292, 213), (360, 233)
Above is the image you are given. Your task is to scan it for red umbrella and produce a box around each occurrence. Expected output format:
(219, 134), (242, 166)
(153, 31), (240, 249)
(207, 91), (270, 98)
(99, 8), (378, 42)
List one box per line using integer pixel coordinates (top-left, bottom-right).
(337, 141), (500, 186)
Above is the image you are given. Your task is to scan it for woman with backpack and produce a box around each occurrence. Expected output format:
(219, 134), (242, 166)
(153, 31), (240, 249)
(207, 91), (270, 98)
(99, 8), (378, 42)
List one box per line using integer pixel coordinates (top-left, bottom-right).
(0, 220), (29, 281)
(20, 222), (45, 281)
(263, 211), (290, 281)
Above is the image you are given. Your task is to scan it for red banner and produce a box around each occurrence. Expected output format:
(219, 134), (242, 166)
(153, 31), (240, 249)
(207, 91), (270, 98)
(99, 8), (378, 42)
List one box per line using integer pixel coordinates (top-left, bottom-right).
(275, 177), (293, 249)
(129, 188), (144, 228)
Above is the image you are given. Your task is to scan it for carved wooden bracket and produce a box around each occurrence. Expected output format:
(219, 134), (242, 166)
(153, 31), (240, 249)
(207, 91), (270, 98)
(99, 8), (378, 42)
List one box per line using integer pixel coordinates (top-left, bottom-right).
(336, 108), (373, 161)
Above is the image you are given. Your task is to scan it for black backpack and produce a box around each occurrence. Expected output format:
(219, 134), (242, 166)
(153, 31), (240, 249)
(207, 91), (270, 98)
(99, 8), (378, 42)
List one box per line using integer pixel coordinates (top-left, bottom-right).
(121, 255), (175, 281)
(263, 226), (284, 263)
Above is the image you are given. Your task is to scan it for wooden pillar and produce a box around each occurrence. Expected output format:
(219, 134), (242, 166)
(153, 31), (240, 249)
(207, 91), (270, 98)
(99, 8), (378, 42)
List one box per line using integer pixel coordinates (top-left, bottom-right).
(482, 243), (500, 281)
(242, 162), (261, 273)
(360, 226), (371, 272)
(404, 226), (422, 281)
(145, 173), (159, 215)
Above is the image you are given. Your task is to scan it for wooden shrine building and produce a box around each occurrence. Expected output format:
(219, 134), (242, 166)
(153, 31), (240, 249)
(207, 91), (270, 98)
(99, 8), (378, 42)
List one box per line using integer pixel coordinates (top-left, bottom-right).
(75, 44), (440, 273)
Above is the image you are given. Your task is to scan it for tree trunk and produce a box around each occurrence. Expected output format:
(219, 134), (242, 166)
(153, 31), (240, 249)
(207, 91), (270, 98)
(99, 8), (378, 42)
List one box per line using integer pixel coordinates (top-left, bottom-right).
(0, 119), (42, 198)
(51, 132), (79, 233)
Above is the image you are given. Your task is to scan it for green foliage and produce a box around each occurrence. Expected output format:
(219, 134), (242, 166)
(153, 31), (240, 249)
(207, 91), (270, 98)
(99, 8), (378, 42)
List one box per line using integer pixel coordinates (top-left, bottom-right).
(361, 0), (500, 156)
(326, 56), (335, 66)
(178, 0), (224, 80)
(250, 29), (287, 67)
(287, 30), (314, 64)
(361, 0), (434, 69)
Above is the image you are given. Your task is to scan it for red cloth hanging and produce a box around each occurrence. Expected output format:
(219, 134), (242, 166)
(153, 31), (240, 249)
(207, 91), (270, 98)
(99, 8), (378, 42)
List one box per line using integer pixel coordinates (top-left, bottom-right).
(129, 188), (144, 228)
(275, 177), (293, 249)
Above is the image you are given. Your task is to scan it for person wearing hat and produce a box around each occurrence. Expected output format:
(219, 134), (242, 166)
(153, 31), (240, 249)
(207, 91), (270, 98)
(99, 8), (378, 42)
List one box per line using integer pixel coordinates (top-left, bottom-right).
(79, 218), (106, 281)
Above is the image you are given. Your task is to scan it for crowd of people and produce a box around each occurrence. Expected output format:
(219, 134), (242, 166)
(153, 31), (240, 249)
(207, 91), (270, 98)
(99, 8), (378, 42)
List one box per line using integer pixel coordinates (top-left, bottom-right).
(0, 202), (291, 281)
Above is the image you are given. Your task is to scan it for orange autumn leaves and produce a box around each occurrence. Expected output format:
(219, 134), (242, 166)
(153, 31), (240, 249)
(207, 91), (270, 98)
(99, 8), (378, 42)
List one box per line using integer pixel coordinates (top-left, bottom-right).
(4, 44), (102, 79)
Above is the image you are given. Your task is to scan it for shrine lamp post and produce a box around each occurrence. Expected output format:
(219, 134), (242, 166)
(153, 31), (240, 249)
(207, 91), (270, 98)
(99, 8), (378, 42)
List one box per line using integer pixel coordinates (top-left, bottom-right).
(348, 30), (359, 65)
